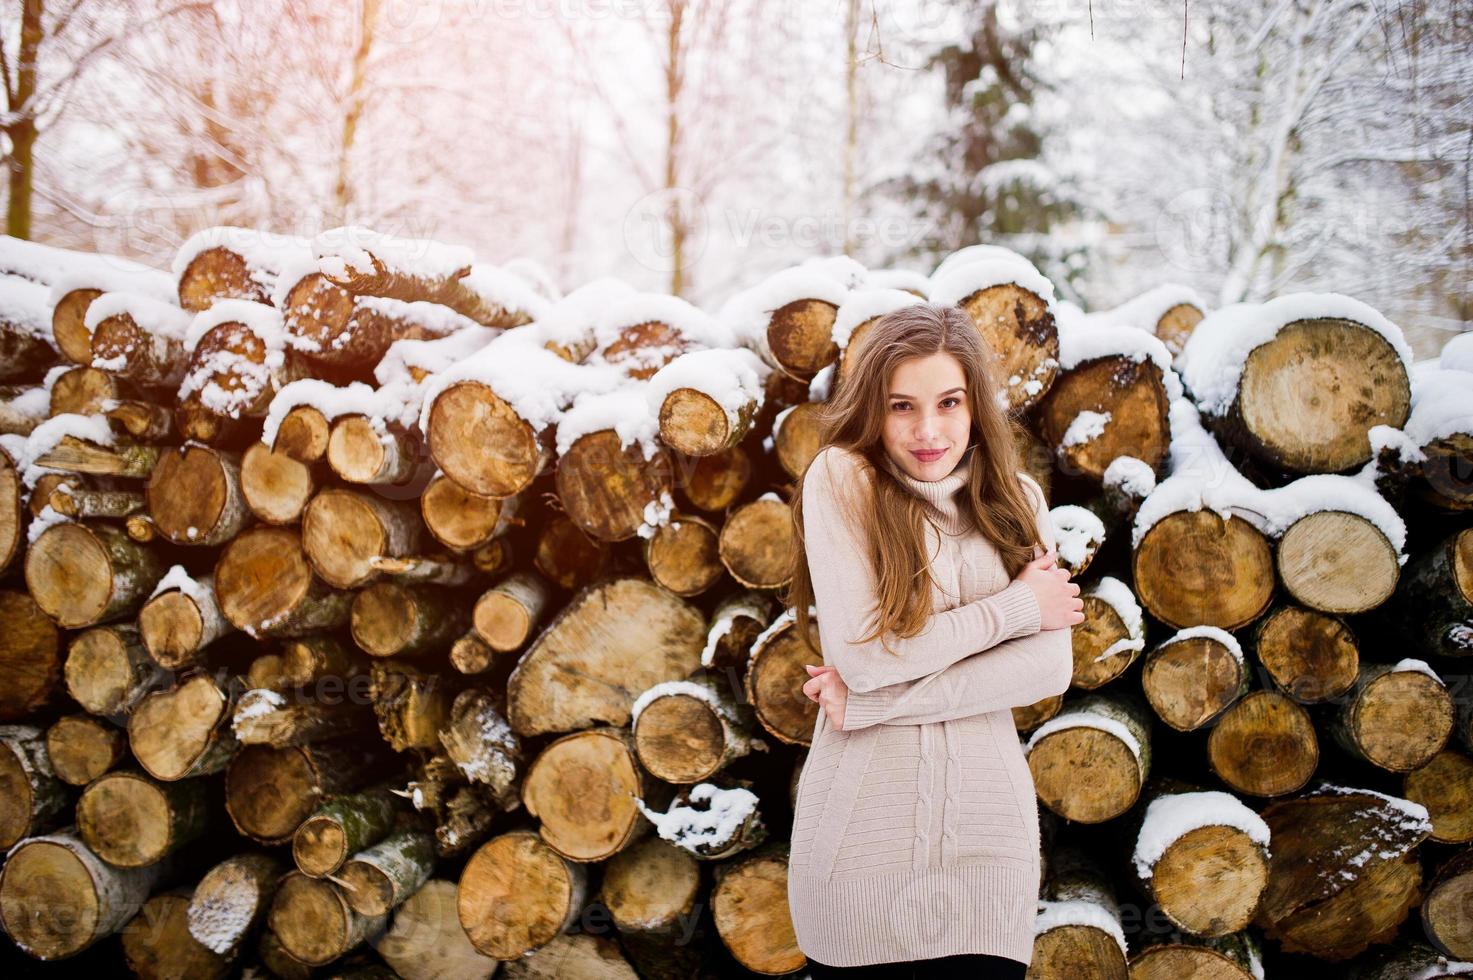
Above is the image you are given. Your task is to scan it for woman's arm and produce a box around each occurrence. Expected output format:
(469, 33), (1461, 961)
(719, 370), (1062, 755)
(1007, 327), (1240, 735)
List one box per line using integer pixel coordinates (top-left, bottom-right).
(837, 470), (1074, 730)
(802, 446), (1042, 694)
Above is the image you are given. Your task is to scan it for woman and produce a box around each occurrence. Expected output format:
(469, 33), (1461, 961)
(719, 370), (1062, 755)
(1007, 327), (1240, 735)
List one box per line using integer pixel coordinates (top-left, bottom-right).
(785, 302), (1083, 978)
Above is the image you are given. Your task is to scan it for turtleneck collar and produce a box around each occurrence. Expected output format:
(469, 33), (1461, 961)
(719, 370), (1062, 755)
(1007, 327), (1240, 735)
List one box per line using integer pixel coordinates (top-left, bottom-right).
(879, 445), (975, 536)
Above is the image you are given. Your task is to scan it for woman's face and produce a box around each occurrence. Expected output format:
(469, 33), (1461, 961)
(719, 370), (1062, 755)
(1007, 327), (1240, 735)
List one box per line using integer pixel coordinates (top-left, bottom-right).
(881, 352), (973, 481)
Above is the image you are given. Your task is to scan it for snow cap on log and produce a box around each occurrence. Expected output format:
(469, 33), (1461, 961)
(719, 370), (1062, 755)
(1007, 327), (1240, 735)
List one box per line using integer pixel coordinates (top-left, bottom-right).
(173, 226), (313, 292)
(312, 224), (474, 285)
(0, 274), (55, 347)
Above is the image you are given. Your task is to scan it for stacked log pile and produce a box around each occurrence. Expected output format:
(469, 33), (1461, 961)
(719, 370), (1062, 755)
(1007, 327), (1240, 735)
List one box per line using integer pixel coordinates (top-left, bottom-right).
(0, 228), (1470, 979)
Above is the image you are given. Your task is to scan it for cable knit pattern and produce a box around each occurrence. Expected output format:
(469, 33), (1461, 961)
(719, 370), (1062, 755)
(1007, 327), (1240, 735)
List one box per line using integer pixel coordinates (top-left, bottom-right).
(787, 445), (1075, 968)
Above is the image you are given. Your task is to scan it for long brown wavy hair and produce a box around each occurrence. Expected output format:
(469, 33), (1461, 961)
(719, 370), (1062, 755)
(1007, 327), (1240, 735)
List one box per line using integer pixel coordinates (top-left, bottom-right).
(787, 302), (1043, 655)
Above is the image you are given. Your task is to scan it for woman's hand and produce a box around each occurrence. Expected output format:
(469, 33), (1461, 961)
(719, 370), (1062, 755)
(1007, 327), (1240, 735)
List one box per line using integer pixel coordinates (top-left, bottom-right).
(803, 663), (848, 730)
(1017, 548), (1085, 630)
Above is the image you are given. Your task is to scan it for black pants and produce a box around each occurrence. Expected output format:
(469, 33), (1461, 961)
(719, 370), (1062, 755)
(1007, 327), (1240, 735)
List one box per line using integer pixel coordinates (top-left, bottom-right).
(805, 952), (1028, 979)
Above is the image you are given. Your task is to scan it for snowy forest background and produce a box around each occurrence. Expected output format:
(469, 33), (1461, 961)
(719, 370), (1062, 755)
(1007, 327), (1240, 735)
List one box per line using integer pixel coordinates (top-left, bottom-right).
(2, 0), (1468, 357)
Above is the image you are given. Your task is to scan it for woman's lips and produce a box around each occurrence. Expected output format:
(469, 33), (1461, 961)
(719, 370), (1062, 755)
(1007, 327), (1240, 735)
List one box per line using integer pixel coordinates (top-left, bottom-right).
(911, 449), (946, 462)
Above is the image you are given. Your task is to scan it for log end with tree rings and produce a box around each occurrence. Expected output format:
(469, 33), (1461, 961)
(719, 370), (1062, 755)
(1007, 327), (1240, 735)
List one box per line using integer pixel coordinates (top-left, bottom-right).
(1422, 850), (1473, 961)
(46, 715), (125, 787)
(274, 404), (332, 463)
(1038, 356), (1171, 482)
(280, 271), (354, 356)
(1028, 718), (1147, 824)
(1012, 695), (1064, 734)
(351, 582), (463, 659)
(457, 830), (587, 959)
(177, 247), (269, 311)
(522, 730), (646, 862)
(1206, 690), (1318, 797)
(718, 496), (796, 590)
(1128, 940), (1260, 980)
(128, 674), (236, 782)
(52, 287), (103, 365)
(555, 430), (673, 542)
(1234, 318), (1411, 474)
(225, 743), (363, 846)
(679, 445), (751, 515)
(772, 401), (825, 481)
(267, 871), (385, 967)
(427, 381), (544, 497)
(1147, 825), (1270, 937)
(1252, 606), (1359, 703)
(744, 618), (820, 747)
(1141, 633), (1248, 732)
(710, 845), (805, 976)
(471, 576), (544, 653)
(644, 513), (722, 597)
(120, 891), (231, 980)
(336, 830), (436, 917)
(1070, 593), (1141, 690)
(1132, 509), (1275, 630)
(0, 590), (61, 722)
(49, 365), (123, 417)
(145, 445), (246, 546)
(91, 311), (182, 387)
(63, 625), (157, 718)
(26, 521), (165, 629)
(302, 488), (419, 591)
(632, 690), (730, 784)
(1154, 302), (1206, 357)
(215, 526), (322, 637)
(658, 386), (752, 457)
(0, 833), (157, 960)
(1337, 666), (1455, 772)
(139, 592), (215, 671)
(599, 835), (700, 937)
(0, 727), (67, 850)
(1275, 510), (1401, 615)
(327, 415), (415, 485)
(765, 299), (839, 382)
(954, 283), (1059, 413)
(421, 472), (506, 551)
(77, 771), (207, 867)
(1403, 748), (1473, 845)
(241, 442), (315, 525)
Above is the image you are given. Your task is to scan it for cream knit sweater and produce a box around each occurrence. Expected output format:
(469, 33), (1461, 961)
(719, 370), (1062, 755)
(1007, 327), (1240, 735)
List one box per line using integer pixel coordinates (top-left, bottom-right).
(787, 444), (1074, 967)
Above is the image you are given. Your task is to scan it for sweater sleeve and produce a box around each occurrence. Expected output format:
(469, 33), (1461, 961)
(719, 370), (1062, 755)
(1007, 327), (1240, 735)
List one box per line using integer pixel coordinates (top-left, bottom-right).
(839, 471), (1074, 730)
(802, 447), (1043, 694)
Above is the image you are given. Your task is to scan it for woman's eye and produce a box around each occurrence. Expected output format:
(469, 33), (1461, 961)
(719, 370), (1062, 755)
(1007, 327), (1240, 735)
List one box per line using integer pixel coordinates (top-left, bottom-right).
(941, 398), (960, 409)
(891, 401), (909, 411)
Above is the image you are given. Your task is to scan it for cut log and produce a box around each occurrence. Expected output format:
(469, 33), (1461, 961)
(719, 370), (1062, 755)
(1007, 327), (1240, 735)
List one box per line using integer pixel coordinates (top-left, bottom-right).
(372, 878), (499, 980)
(1034, 847), (1129, 979)
(1330, 661), (1455, 772)
(1403, 748), (1473, 845)
(719, 494), (796, 590)
(533, 512), (610, 590)
(120, 890), (231, 980)
(699, 590), (778, 671)
(176, 307), (300, 441)
(214, 525), (353, 638)
(1070, 577), (1146, 690)
(48, 484), (144, 519)
(128, 672), (240, 781)
(327, 414), (419, 485)
(351, 581), (467, 658)
(1253, 785), (1430, 961)
(145, 444), (249, 546)
(302, 488), (422, 589)
(420, 471), (514, 551)
(632, 676), (762, 784)
(437, 689), (521, 806)
(370, 659), (454, 753)
(523, 727), (655, 862)
(25, 520), (166, 627)
(272, 403), (332, 462)
(45, 714), (125, 786)
(1387, 528), (1473, 659)
(456, 829), (588, 959)
(934, 276), (1059, 412)
(678, 444), (752, 514)
(1026, 691), (1152, 823)
(338, 829), (436, 917)
(33, 434), (163, 478)
(1251, 605), (1360, 702)
(64, 624), (165, 717)
(1037, 356), (1172, 482)
(27, 472), (72, 518)
(655, 363), (761, 457)
(225, 741), (385, 845)
(1206, 689), (1319, 797)
(51, 286), (104, 365)
(1276, 509), (1401, 614)
(89, 302), (190, 386)
(637, 781), (766, 861)
(745, 611), (821, 746)
(470, 570), (550, 653)
(175, 228), (311, 310)
(449, 632), (498, 676)
(426, 380), (551, 496)
(186, 852), (286, 958)
(0, 830), (159, 960)
(292, 785), (406, 878)
(1132, 509), (1275, 630)
(506, 577), (705, 737)
(77, 770), (209, 867)
(105, 399), (173, 442)
(597, 836), (704, 980)
(0, 724), (69, 849)
(49, 365), (128, 417)
(267, 871), (387, 967)
(231, 687), (375, 748)
(1140, 627), (1249, 732)
(0, 590), (61, 721)
(1421, 847), (1473, 961)
(138, 570), (231, 670)
(281, 271), (475, 367)
(555, 429), (674, 542)
(240, 441), (316, 524)
(246, 635), (363, 693)
(1128, 931), (1263, 980)
(126, 513), (158, 542)
(643, 511), (724, 596)
(710, 843), (804, 975)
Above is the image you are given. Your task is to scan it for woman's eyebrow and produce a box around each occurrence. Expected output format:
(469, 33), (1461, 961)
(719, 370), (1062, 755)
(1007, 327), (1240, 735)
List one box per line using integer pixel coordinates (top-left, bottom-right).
(888, 387), (965, 398)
